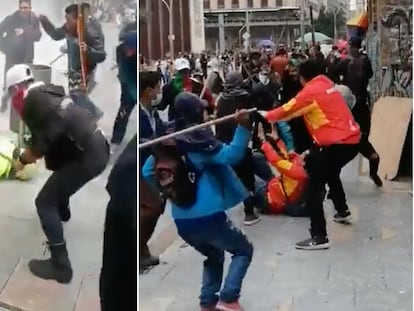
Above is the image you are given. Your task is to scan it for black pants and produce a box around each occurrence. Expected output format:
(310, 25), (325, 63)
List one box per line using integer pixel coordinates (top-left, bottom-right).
(35, 132), (109, 244)
(232, 149), (256, 215)
(305, 144), (359, 237)
(111, 83), (137, 144)
(100, 199), (137, 311)
(352, 101), (379, 174)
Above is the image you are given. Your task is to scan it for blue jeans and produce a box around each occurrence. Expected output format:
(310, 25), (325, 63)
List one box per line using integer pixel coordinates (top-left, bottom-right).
(177, 213), (253, 307)
(252, 152), (274, 183)
(70, 91), (101, 118)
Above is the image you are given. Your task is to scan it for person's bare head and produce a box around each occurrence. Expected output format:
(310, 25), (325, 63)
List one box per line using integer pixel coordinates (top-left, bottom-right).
(19, 0), (31, 17)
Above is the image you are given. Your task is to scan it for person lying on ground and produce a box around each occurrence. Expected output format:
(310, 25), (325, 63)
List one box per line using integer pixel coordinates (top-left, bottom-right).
(257, 134), (309, 217)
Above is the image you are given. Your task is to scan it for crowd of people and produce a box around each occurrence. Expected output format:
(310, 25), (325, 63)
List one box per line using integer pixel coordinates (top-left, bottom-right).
(0, 2), (383, 310)
(139, 36), (382, 311)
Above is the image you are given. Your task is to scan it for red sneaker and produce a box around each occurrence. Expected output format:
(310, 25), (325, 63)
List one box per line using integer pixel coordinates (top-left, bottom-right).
(216, 301), (244, 311)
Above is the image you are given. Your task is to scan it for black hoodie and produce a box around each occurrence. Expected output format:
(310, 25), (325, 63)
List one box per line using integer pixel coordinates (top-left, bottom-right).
(23, 83), (97, 169)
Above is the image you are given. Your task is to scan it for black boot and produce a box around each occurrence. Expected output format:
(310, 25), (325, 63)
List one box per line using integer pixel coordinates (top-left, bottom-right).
(140, 255), (160, 268)
(369, 153), (383, 187)
(28, 242), (73, 284)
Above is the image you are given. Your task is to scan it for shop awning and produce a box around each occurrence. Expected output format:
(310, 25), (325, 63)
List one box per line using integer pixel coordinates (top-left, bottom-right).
(346, 11), (369, 30)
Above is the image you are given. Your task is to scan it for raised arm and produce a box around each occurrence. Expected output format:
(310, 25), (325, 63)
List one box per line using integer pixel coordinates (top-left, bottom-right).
(39, 15), (66, 41)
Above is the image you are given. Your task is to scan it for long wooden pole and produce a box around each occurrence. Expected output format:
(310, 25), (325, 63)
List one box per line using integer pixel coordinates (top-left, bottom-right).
(138, 108), (257, 149)
(77, 1), (87, 92)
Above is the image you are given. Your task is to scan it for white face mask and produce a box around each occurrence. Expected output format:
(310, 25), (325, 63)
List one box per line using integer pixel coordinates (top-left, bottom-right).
(151, 93), (162, 106)
(258, 74), (270, 85)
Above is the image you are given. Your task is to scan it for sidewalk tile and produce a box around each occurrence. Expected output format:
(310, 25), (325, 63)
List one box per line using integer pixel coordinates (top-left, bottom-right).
(73, 274), (100, 311)
(0, 259), (82, 311)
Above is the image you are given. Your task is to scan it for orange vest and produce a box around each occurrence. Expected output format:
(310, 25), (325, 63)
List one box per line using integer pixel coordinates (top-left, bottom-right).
(261, 141), (308, 214)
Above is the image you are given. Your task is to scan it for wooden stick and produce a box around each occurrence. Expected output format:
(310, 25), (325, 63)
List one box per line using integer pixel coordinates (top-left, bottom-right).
(139, 108), (257, 149)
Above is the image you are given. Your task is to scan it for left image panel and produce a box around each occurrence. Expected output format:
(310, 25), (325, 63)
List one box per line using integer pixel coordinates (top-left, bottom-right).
(0, 1), (137, 311)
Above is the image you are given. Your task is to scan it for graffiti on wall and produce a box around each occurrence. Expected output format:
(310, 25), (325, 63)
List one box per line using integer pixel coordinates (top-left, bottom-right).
(379, 0), (413, 97)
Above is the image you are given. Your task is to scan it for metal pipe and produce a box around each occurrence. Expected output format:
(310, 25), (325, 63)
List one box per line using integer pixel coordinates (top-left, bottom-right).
(179, 0), (184, 53)
(139, 108), (257, 149)
(161, 0), (174, 58)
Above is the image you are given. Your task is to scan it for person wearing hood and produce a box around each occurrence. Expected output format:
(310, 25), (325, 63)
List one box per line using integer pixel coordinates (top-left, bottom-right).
(281, 59), (313, 154)
(0, 0), (41, 112)
(143, 92), (254, 311)
(110, 31), (137, 150)
(216, 71), (261, 226)
(39, 4), (106, 121)
(5, 64), (109, 283)
(157, 57), (214, 121)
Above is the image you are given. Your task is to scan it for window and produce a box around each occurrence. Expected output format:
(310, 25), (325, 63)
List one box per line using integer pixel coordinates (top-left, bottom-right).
(247, 0), (253, 7)
(218, 0), (225, 8)
(276, 0), (282, 6)
(261, 0), (268, 7)
(232, 0), (239, 8)
(203, 0), (210, 9)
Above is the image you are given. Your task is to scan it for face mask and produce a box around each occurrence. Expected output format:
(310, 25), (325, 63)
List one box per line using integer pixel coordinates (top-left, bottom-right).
(151, 93), (162, 107)
(11, 87), (25, 116)
(258, 74), (270, 85)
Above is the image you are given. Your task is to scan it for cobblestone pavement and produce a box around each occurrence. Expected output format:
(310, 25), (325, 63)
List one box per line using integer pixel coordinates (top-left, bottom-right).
(140, 171), (413, 311)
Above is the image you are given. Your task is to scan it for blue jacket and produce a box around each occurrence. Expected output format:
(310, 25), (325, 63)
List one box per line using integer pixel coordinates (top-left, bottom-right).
(276, 121), (295, 151)
(139, 106), (165, 169)
(142, 126), (251, 221)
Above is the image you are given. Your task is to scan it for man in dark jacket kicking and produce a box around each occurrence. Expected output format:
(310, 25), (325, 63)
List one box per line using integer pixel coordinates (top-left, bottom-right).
(6, 63), (109, 283)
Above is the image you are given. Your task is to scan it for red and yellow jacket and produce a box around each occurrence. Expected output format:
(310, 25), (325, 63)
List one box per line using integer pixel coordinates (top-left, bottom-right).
(261, 140), (308, 214)
(265, 75), (360, 147)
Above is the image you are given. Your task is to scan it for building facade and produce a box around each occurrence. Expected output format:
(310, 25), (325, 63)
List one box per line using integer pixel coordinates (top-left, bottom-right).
(139, 0), (190, 60)
(203, 0), (318, 51)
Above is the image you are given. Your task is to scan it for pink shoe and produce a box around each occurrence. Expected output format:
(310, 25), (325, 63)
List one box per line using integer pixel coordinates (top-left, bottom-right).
(216, 301), (244, 311)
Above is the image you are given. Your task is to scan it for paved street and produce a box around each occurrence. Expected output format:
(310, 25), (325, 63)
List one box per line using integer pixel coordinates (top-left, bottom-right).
(0, 23), (136, 311)
(140, 168), (413, 311)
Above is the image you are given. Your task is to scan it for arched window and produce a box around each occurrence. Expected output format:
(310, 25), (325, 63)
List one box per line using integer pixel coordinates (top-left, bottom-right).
(261, 0), (268, 7)
(232, 0), (239, 8)
(218, 0), (225, 8)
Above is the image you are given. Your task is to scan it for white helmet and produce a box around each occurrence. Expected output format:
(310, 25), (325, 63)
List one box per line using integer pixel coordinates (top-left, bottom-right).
(5, 64), (34, 90)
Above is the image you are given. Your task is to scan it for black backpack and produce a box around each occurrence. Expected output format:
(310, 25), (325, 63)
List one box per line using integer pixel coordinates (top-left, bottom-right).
(152, 141), (198, 208)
